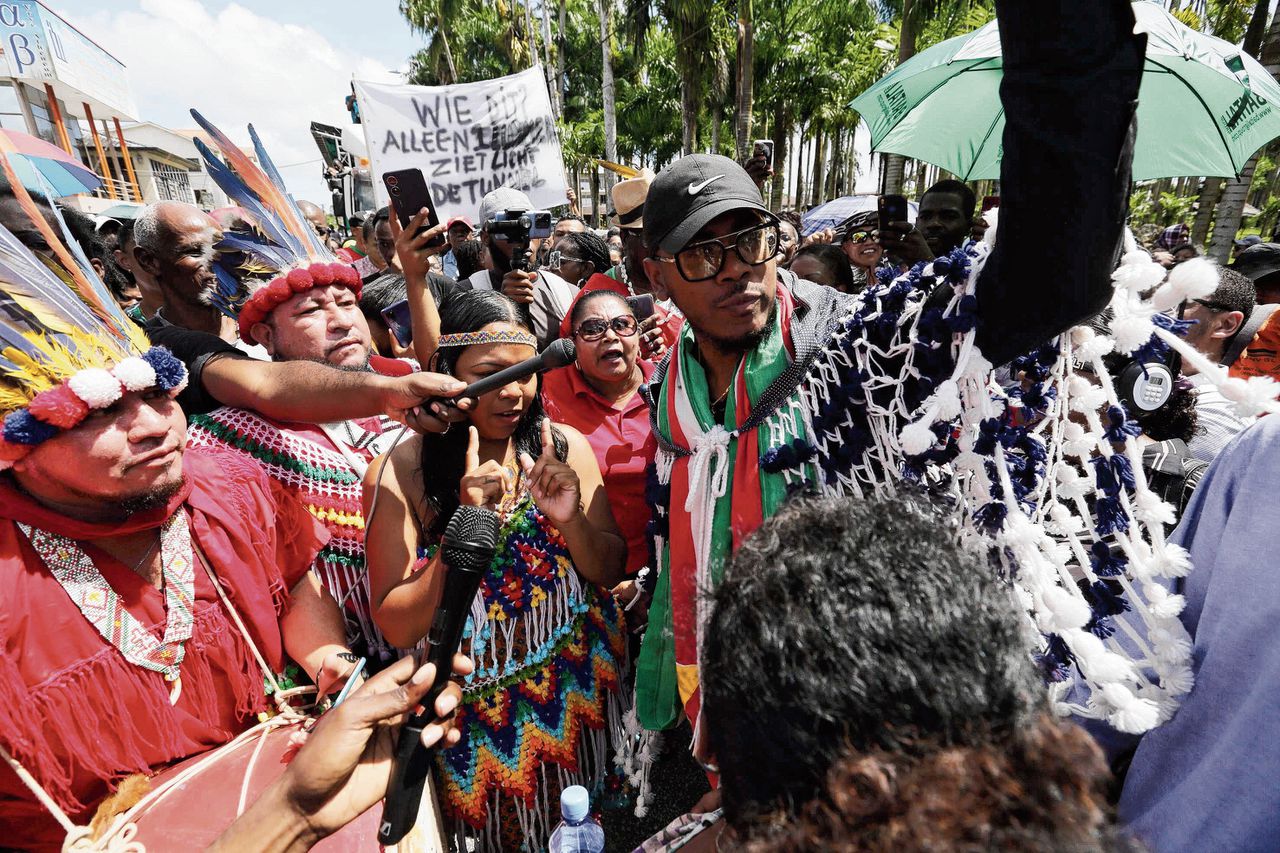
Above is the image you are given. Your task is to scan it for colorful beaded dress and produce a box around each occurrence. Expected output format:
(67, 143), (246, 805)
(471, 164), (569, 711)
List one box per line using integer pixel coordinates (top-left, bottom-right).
(422, 476), (627, 852)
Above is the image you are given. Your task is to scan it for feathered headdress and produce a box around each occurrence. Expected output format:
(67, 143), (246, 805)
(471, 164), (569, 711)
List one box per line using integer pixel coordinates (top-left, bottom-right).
(189, 109), (362, 344)
(0, 145), (187, 468)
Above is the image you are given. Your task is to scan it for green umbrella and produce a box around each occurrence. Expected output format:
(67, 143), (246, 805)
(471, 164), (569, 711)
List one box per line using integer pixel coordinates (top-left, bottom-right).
(851, 1), (1280, 181)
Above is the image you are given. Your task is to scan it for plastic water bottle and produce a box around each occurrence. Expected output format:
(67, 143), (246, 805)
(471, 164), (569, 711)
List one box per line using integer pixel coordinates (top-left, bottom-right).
(548, 785), (605, 853)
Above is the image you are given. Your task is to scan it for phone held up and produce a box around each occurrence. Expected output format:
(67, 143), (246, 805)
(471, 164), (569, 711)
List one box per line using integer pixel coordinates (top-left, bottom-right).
(626, 293), (656, 323)
(381, 298), (413, 349)
(382, 168), (445, 248)
(877, 194), (909, 234)
(752, 139), (774, 168)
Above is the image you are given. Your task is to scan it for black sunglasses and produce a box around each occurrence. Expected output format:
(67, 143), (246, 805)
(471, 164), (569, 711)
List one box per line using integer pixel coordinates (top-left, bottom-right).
(657, 221), (780, 282)
(575, 315), (638, 341)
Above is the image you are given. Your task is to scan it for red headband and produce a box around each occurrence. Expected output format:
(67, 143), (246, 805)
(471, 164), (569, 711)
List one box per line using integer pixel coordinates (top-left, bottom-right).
(237, 262), (363, 344)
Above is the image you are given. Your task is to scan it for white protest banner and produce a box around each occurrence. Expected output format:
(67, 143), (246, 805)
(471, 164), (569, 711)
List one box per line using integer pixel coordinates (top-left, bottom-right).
(354, 66), (569, 220)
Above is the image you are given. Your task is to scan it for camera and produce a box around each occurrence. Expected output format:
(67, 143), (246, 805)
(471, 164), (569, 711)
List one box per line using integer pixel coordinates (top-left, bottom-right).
(486, 209), (552, 244)
(486, 208), (552, 272)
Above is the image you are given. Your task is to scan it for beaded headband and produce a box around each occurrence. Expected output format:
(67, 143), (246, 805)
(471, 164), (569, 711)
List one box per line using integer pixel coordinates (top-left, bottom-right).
(0, 348), (189, 468)
(236, 262), (363, 344)
(436, 330), (538, 349)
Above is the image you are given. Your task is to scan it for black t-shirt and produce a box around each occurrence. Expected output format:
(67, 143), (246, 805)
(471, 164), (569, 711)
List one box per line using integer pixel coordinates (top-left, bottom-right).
(143, 312), (251, 416)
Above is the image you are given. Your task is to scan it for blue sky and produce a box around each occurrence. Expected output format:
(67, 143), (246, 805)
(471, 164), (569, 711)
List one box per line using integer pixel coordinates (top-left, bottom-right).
(48, 0), (427, 202)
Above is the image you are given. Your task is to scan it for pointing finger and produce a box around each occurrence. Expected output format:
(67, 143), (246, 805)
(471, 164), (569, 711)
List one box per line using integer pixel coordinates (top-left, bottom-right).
(465, 426), (480, 472)
(541, 418), (554, 459)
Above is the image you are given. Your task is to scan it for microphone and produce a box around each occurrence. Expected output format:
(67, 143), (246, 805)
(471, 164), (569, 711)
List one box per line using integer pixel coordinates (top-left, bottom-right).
(455, 337), (575, 400)
(378, 505), (500, 845)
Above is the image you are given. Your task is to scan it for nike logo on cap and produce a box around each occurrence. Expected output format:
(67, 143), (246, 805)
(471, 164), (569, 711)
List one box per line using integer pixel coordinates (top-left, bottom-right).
(688, 175), (725, 195)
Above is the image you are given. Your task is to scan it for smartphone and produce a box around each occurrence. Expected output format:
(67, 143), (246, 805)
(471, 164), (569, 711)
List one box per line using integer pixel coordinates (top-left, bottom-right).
(381, 168), (444, 248)
(878, 194), (909, 233)
(380, 298), (413, 348)
(981, 194), (1001, 213)
(753, 139), (774, 168)
(627, 293), (656, 323)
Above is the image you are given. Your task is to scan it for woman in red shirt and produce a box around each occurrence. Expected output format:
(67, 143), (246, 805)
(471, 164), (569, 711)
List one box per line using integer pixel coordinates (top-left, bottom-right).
(542, 289), (659, 580)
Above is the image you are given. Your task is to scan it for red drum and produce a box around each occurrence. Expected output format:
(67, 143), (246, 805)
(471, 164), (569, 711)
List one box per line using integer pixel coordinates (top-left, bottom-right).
(94, 720), (446, 852)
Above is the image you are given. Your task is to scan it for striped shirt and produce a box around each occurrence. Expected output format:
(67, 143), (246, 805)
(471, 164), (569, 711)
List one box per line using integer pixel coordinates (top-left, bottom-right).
(1188, 374), (1255, 464)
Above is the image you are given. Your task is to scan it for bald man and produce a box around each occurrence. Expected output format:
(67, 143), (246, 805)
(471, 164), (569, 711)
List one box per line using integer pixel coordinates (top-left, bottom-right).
(298, 200), (339, 252)
(133, 201), (229, 338)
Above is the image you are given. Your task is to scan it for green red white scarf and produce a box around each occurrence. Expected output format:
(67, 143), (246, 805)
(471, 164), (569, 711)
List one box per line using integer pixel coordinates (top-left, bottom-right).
(19, 510), (196, 703)
(636, 283), (813, 739)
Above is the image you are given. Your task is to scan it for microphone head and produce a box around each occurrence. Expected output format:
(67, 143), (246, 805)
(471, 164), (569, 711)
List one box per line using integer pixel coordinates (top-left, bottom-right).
(441, 505), (500, 571)
(541, 337), (576, 369)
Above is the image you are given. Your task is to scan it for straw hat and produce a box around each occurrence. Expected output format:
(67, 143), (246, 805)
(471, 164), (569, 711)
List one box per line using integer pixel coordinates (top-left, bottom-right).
(610, 169), (654, 230)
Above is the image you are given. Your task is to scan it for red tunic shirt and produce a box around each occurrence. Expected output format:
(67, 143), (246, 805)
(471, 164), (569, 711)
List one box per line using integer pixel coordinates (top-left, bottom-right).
(541, 361), (656, 577)
(0, 447), (328, 850)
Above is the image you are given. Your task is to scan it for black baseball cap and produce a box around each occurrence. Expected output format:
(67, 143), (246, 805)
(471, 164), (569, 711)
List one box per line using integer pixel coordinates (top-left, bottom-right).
(643, 154), (771, 253)
(1230, 242), (1280, 282)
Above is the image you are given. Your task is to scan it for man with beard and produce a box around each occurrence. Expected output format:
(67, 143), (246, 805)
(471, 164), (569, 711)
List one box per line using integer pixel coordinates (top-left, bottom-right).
(187, 257), (417, 668)
(878, 179), (977, 267)
(132, 202), (242, 344)
(0, 214), (356, 849)
(634, 0), (1145, 768)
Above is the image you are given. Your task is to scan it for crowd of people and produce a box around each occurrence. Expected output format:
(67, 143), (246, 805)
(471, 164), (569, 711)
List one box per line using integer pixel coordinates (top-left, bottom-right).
(1, 1), (1279, 851)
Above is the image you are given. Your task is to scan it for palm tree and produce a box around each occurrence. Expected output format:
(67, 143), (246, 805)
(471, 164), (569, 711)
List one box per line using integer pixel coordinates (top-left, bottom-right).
(598, 0), (618, 196)
(659, 0), (721, 155)
(401, 0), (464, 83)
(735, 0), (754, 160)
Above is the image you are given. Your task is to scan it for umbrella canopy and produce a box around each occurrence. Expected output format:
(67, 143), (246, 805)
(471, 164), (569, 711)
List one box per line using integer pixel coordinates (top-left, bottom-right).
(800, 194), (918, 236)
(98, 202), (145, 220)
(851, 1), (1280, 181)
(0, 128), (103, 196)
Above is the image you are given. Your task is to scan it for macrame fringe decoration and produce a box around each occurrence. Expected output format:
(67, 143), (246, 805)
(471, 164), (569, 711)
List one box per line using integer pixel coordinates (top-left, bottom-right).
(659, 236), (1280, 740)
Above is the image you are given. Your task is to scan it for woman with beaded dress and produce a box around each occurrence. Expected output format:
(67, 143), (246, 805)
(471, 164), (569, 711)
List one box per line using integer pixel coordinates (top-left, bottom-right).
(364, 290), (629, 852)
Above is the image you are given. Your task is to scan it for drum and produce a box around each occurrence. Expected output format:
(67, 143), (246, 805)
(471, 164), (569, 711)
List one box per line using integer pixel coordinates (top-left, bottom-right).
(92, 720), (446, 852)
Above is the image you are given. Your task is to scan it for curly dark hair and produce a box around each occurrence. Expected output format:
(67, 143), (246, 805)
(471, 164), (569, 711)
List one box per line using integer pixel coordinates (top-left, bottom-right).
(742, 716), (1127, 852)
(703, 493), (1049, 830)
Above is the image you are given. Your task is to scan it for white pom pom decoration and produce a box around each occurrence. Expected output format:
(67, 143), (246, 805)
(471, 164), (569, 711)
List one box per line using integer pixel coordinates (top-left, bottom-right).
(1077, 334), (1115, 363)
(899, 418), (937, 455)
(67, 368), (122, 409)
(1102, 683), (1161, 734)
(932, 379), (962, 421)
(1111, 314), (1156, 355)
(1165, 256), (1219, 301)
(1113, 253), (1166, 295)
(112, 357), (157, 392)
(1040, 585), (1091, 631)
(1134, 489), (1176, 528)
(1152, 543), (1192, 578)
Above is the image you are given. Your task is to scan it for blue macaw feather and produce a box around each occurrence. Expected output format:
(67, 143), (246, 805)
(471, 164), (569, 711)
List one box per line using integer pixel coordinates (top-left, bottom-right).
(209, 264), (243, 319)
(247, 123), (329, 260)
(192, 136), (307, 260)
(216, 231), (295, 274)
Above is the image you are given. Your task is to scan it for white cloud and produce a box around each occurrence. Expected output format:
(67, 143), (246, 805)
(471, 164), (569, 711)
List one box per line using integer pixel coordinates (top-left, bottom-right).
(78, 0), (401, 205)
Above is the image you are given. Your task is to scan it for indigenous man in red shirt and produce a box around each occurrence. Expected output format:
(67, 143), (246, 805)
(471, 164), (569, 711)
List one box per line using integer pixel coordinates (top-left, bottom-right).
(0, 199), (353, 848)
(185, 113), (442, 668)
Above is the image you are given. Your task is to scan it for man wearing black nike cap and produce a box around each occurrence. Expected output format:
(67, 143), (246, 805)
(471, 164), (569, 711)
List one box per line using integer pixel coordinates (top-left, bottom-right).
(631, 0), (1147, 776)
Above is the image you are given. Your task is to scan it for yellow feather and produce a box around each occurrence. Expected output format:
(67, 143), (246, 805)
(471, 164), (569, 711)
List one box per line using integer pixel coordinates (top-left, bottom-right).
(0, 380), (30, 412)
(597, 160), (642, 178)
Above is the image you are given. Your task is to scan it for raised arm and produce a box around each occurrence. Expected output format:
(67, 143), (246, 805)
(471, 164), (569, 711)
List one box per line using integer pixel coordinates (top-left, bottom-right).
(389, 204), (447, 365)
(974, 0), (1145, 365)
